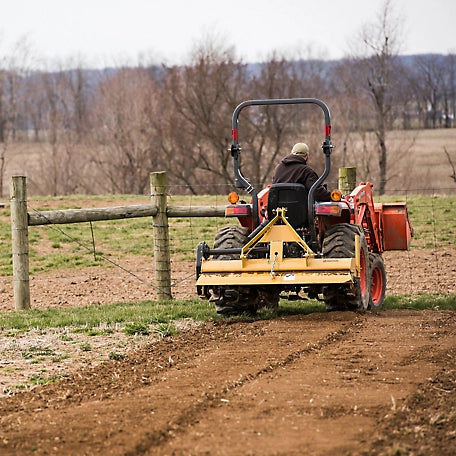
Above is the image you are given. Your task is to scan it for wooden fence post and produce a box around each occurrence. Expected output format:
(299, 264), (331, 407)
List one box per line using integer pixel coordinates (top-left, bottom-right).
(150, 171), (172, 300)
(10, 176), (31, 310)
(338, 167), (357, 194)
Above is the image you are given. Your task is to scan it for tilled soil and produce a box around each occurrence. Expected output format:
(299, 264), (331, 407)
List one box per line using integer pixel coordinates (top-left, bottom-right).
(0, 310), (455, 455)
(0, 248), (455, 455)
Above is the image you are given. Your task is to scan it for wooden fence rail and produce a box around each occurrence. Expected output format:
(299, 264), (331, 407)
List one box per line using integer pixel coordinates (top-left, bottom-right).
(10, 172), (225, 310)
(27, 204), (226, 225)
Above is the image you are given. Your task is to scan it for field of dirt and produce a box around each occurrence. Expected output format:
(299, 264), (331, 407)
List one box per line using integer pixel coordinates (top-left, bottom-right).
(0, 309), (455, 455)
(0, 247), (455, 455)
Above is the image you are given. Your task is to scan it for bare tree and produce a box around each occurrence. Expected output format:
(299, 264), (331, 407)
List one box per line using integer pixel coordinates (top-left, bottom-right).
(31, 71), (74, 195)
(0, 37), (34, 197)
(27, 59), (94, 196)
(332, 58), (374, 175)
(241, 54), (299, 186)
(58, 59), (93, 141)
(3, 24), (454, 199)
(89, 66), (160, 194)
(393, 62), (417, 130)
(450, 53), (456, 129)
(241, 53), (333, 187)
(440, 54), (456, 128)
(347, 0), (403, 194)
(406, 53), (456, 130)
(160, 38), (247, 193)
(23, 72), (46, 141)
(414, 55), (444, 128)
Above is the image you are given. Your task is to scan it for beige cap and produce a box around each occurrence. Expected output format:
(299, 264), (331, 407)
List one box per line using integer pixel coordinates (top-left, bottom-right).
(291, 143), (309, 158)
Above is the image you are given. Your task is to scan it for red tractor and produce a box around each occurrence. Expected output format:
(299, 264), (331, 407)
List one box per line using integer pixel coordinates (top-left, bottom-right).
(196, 98), (412, 315)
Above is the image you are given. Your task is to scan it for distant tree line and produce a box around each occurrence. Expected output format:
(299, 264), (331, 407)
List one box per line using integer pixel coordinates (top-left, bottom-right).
(0, 7), (455, 197)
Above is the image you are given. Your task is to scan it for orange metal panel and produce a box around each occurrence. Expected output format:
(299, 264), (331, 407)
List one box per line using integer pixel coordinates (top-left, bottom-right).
(381, 203), (412, 250)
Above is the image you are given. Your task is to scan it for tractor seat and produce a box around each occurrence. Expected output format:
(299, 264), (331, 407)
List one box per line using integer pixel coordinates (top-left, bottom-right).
(267, 183), (309, 229)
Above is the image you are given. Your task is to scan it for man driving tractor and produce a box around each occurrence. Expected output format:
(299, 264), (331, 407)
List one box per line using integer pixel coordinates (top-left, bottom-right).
(272, 142), (331, 202)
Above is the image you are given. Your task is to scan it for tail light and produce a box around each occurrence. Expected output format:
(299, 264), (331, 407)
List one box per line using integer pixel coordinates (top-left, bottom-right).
(315, 202), (344, 216)
(225, 204), (251, 217)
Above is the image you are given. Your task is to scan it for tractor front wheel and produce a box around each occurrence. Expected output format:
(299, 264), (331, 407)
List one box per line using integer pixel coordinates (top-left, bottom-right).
(369, 253), (386, 310)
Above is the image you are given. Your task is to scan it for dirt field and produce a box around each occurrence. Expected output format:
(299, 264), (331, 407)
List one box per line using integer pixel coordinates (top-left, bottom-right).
(0, 309), (455, 455)
(0, 248), (455, 455)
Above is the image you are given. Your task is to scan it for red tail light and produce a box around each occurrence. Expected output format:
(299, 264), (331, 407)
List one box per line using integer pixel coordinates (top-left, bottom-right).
(225, 204), (251, 217)
(315, 202), (343, 216)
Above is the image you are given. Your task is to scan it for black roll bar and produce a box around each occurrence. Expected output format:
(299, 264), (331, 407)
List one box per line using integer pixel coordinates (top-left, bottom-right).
(230, 98), (333, 250)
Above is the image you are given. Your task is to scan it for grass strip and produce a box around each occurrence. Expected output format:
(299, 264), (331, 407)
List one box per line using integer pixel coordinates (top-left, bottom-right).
(0, 298), (214, 331)
(0, 294), (454, 331)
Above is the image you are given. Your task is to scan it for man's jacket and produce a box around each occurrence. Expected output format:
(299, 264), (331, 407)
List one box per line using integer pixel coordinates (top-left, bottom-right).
(272, 154), (331, 202)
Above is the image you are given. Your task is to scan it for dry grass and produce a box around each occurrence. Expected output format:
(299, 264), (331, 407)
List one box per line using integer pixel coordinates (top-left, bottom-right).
(340, 128), (456, 193)
(2, 128), (456, 198)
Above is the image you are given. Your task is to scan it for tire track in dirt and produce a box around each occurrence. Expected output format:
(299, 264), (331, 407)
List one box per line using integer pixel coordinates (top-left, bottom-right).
(126, 313), (366, 455)
(367, 347), (456, 456)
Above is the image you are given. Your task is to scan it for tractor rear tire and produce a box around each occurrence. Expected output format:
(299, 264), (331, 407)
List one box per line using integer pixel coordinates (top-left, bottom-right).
(322, 223), (370, 312)
(210, 225), (260, 316)
(368, 253), (386, 310)
(213, 225), (249, 260)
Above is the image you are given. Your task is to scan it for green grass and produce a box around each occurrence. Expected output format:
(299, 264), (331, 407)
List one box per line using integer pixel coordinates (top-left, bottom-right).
(0, 295), (454, 332)
(21, 346), (57, 359)
(0, 298), (217, 331)
(29, 375), (58, 385)
(123, 322), (150, 336)
(382, 293), (456, 310)
(79, 343), (92, 352)
(109, 352), (126, 361)
(0, 193), (455, 277)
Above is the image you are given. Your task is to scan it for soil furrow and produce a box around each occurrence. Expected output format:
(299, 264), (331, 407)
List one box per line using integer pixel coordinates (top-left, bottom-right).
(125, 314), (367, 454)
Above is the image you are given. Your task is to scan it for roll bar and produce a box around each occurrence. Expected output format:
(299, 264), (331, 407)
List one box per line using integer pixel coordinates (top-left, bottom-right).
(230, 98), (333, 250)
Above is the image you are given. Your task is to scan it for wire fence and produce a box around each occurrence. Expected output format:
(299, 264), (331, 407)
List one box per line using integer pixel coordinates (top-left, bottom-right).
(1, 184), (455, 311)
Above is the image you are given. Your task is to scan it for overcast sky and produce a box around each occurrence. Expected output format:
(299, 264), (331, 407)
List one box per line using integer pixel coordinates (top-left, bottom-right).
(1, 0), (455, 68)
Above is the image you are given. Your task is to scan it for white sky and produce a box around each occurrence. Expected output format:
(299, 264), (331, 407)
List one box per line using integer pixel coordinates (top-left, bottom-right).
(1, 0), (455, 68)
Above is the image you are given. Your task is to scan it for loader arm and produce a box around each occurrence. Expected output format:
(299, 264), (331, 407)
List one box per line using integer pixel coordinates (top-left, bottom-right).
(349, 182), (383, 254)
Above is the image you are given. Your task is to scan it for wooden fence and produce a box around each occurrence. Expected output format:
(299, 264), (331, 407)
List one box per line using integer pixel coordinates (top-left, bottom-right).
(10, 172), (225, 310)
